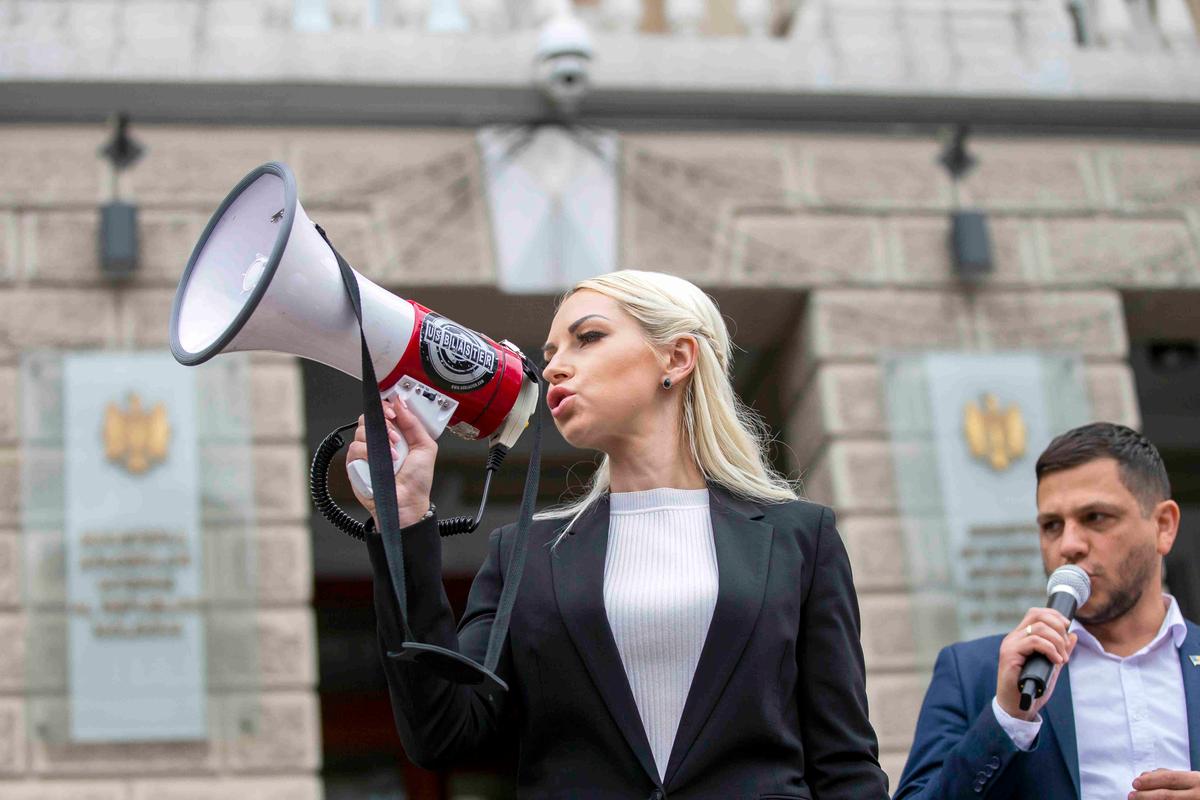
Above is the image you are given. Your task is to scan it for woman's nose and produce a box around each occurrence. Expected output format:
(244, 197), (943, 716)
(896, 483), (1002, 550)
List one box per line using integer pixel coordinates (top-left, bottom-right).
(542, 357), (571, 384)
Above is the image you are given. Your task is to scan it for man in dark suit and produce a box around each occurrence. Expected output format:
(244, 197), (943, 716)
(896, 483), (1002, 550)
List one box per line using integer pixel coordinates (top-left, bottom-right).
(895, 423), (1200, 800)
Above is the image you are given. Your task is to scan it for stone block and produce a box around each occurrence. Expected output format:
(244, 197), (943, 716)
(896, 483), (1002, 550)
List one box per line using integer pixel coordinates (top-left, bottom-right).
(0, 290), (121, 355)
(0, 697), (26, 774)
(253, 444), (309, 523)
(292, 128), (478, 203)
(256, 525), (312, 606)
(735, 214), (885, 286)
(294, 208), (382, 282)
(1102, 146), (1200, 210)
(120, 288), (176, 349)
(0, 533), (17, 609)
(800, 455), (833, 506)
(31, 731), (218, 777)
(1040, 217), (1198, 286)
(959, 142), (1099, 210)
(803, 290), (972, 363)
(362, 145), (493, 289)
(0, 613), (24, 692)
(866, 670), (929, 751)
(860, 593), (918, 671)
(786, 364), (887, 467)
(256, 609), (317, 689)
(1084, 363), (1141, 429)
(127, 128), (283, 207)
(137, 211), (208, 287)
(889, 216), (1034, 286)
(879, 752), (909, 795)
(804, 138), (953, 210)
(205, 524), (311, 607)
(839, 515), (909, 592)
(208, 609), (315, 691)
(23, 213), (100, 286)
(622, 136), (791, 283)
(0, 365), (16, 445)
(249, 361), (304, 444)
(624, 135), (790, 205)
(0, 450), (18, 523)
(0, 213), (16, 284)
(786, 381), (823, 477)
(0, 781), (127, 800)
(23, 613), (66, 695)
(969, 290), (1128, 358)
(0, 127), (105, 207)
(222, 692), (320, 772)
(131, 776), (321, 800)
(622, 190), (727, 283)
(804, 440), (898, 515)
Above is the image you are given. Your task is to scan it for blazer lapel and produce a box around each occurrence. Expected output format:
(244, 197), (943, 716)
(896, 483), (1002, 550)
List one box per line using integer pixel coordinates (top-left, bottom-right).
(663, 488), (773, 789)
(1179, 621), (1200, 770)
(1041, 665), (1081, 800)
(549, 496), (660, 786)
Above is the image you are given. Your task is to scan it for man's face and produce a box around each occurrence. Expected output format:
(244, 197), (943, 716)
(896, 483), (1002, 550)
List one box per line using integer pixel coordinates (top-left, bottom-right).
(1036, 458), (1178, 625)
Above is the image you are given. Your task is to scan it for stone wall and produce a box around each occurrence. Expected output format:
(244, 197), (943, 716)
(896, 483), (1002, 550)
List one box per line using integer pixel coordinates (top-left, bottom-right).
(1, 123), (1198, 795)
(0, 125), (320, 799)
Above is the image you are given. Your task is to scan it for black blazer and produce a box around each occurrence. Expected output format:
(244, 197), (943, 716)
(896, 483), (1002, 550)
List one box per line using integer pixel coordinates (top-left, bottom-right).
(366, 485), (888, 800)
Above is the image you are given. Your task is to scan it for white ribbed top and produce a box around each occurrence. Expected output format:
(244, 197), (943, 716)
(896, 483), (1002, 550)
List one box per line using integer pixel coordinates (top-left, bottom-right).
(603, 487), (718, 781)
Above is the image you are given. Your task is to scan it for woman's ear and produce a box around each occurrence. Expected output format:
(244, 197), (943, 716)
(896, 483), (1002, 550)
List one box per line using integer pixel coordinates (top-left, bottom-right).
(664, 335), (699, 385)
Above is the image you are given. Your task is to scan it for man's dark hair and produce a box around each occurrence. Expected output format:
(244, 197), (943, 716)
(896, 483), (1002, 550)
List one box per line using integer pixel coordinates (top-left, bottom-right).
(1036, 422), (1171, 514)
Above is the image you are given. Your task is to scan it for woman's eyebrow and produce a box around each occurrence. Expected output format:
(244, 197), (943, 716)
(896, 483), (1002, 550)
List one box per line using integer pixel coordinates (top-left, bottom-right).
(541, 314), (610, 355)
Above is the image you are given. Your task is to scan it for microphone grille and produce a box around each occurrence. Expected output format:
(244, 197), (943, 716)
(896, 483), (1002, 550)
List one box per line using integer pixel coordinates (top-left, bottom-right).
(1046, 564), (1091, 607)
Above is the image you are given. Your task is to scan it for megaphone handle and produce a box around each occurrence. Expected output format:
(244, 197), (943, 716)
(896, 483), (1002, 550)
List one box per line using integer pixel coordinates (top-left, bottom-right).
(346, 438), (406, 500)
(346, 382), (452, 499)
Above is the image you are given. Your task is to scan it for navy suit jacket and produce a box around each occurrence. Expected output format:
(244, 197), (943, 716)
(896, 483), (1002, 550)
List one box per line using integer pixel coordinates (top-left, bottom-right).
(894, 620), (1200, 799)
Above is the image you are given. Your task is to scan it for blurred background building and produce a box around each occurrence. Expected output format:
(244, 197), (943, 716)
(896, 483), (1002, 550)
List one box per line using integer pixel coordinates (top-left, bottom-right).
(1, 0), (1199, 798)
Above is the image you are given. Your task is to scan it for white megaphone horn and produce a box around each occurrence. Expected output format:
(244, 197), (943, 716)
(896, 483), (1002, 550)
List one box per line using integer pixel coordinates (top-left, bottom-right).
(169, 162), (539, 498)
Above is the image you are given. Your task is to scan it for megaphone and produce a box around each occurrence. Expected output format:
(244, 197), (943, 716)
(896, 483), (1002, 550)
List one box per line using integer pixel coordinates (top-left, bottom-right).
(170, 161), (542, 697)
(169, 162), (539, 498)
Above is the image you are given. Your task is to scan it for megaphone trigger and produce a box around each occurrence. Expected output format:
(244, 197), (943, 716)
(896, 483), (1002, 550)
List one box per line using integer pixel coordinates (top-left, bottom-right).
(347, 377), (459, 499)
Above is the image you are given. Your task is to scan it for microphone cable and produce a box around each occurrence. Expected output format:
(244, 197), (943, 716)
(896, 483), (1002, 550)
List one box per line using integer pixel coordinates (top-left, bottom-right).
(309, 421), (508, 541)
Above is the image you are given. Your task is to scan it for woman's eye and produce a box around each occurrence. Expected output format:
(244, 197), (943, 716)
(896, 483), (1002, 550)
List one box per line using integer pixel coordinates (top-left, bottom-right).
(577, 331), (605, 345)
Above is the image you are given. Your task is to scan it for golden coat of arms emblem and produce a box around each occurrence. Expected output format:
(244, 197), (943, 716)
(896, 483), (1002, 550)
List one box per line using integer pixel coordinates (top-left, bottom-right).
(103, 393), (171, 475)
(963, 393), (1026, 471)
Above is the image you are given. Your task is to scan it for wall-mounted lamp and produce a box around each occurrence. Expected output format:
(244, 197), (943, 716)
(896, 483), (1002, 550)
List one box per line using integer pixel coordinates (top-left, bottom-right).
(939, 125), (992, 282)
(98, 113), (145, 281)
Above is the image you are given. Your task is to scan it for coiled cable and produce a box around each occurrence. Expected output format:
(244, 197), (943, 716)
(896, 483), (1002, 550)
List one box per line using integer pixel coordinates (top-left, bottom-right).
(309, 421), (508, 541)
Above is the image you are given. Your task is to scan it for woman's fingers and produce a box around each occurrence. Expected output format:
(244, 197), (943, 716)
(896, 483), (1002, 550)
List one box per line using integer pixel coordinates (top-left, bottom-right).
(389, 395), (437, 451)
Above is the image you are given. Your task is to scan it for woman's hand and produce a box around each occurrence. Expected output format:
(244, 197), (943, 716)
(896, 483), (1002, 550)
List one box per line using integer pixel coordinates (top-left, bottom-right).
(345, 394), (438, 529)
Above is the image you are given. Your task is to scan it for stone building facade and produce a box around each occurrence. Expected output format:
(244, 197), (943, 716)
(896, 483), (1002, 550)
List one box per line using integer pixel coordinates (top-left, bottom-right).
(1, 0), (1199, 797)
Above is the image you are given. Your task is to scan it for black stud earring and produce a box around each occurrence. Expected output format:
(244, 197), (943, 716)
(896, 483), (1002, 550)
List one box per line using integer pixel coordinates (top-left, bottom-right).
(662, 377), (672, 389)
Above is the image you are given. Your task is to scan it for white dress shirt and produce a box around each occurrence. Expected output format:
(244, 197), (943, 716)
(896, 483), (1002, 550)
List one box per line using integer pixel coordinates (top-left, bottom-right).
(994, 594), (1192, 799)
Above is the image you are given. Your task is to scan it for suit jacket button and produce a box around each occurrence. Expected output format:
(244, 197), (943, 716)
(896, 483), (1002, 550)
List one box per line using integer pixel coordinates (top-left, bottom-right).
(649, 790), (664, 800)
(973, 779), (985, 793)
(987, 756), (1001, 770)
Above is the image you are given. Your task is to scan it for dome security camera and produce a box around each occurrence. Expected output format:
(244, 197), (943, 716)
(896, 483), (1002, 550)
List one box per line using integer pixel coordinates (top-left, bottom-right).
(534, 14), (593, 116)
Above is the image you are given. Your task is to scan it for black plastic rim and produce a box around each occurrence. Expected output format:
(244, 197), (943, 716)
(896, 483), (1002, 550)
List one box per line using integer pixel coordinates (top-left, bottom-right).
(168, 161), (298, 366)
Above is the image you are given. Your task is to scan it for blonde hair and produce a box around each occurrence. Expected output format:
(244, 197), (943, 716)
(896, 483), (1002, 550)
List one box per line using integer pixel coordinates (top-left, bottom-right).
(535, 269), (799, 525)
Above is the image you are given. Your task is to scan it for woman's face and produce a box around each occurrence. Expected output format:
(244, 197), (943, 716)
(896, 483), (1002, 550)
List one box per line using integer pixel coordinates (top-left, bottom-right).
(540, 290), (667, 451)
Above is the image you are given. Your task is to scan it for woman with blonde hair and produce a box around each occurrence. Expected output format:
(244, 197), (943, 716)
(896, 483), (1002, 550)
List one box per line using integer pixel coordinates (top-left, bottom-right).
(349, 270), (888, 799)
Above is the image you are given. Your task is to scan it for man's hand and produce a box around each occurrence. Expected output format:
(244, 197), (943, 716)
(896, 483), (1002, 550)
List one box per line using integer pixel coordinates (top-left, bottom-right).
(995, 607), (1078, 721)
(1130, 769), (1200, 799)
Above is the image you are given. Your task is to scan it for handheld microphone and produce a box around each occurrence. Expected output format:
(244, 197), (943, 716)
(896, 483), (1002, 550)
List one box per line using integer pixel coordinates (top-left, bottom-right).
(1018, 564), (1091, 711)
